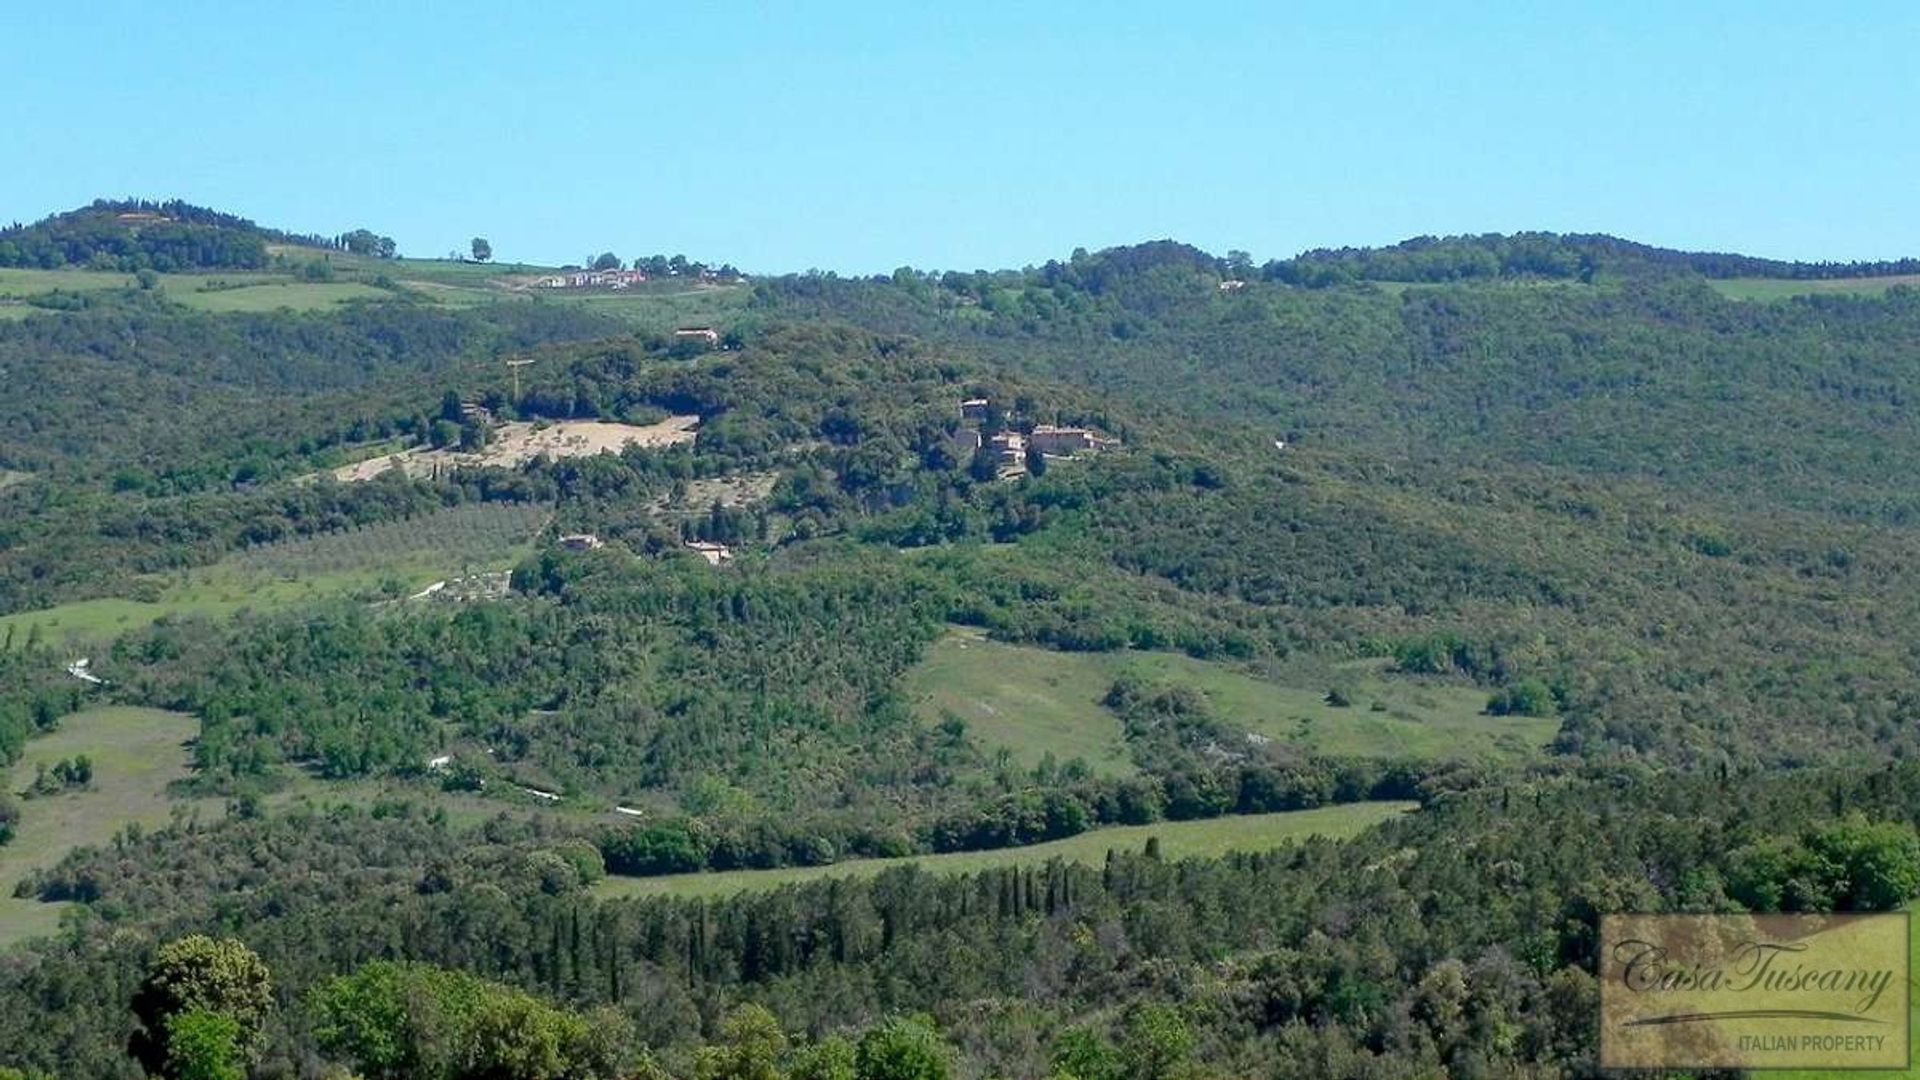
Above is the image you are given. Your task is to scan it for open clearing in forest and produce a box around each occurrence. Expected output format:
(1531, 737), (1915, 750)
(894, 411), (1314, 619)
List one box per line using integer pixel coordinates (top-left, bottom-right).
(593, 801), (1416, 900)
(653, 471), (781, 515)
(904, 633), (1555, 777)
(0, 708), (218, 946)
(332, 417), (700, 482)
(534, 283), (749, 331)
(173, 281), (389, 312)
(0, 266), (389, 313)
(0, 258), (751, 327)
(1710, 274), (1920, 301)
(0, 502), (549, 651)
(0, 706), (561, 947)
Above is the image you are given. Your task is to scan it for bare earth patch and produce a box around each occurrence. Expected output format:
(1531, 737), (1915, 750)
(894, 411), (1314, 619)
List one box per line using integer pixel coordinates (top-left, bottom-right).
(333, 417), (700, 482)
(653, 470), (780, 514)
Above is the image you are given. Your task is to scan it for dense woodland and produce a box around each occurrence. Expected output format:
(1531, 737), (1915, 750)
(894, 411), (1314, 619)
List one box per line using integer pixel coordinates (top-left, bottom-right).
(0, 200), (352, 272)
(3, 219), (1920, 1078)
(1, 763), (1916, 1078)
(1262, 232), (1920, 286)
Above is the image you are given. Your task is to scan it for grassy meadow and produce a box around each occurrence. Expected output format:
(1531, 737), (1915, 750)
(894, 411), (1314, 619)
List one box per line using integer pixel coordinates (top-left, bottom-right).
(0, 502), (548, 650)
(0, 266), (391, 313)
(0, 266), (277, 296)
(175, 280), (391, 312)
(0, 254), (753, 329)
(594, 800), (1415, 901)
(532, 283), (749, 331)
(1710, 274), (1920, 301)
(905, 633), (1555, 774)
(0, 706), (572, 947)
(0, 707), (219, 946)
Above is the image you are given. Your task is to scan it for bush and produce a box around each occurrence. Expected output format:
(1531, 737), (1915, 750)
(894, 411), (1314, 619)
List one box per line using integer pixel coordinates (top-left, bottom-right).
(1486, 678), (1556, 717)
(856, 1016), (952, 1080)
(601, 819), (707, 875)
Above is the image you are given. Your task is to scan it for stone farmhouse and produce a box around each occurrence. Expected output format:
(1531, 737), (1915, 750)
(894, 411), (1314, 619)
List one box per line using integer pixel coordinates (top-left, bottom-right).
(1029, 425), (1119, 455)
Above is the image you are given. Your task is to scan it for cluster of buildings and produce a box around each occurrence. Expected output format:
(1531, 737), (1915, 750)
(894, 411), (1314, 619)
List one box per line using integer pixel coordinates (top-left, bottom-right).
(949, 398), (1118, 478)
(535, 269), (649, 290)
(533, 267), (747, 291)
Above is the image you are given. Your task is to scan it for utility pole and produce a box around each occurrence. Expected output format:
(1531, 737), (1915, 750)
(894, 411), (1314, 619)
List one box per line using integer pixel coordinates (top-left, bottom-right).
(506, 357), (535, 404)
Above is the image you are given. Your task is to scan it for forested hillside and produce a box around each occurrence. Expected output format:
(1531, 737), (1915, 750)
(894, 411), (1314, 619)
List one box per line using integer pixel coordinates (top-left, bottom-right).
(0, 199), (344, 272)
(2, 760), (1915, 1077)
(1262, 231), (1920, 285)
(0, 298), (626, 479)
(3, 215), (1920, 1080)
(758, 242), (1920, 520)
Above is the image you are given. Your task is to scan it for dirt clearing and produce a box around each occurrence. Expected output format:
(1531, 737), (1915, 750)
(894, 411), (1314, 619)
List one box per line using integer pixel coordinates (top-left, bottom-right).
(334, 417), (700, 482)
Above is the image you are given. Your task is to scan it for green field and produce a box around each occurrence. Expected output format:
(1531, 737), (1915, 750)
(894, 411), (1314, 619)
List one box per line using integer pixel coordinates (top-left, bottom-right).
(593, 801), (1415, 901)
(272, 247), (539, 289)
(0, 257), (752, 327)
(0, 708), (219, 946)
(0, 265), (394, 314)
(0, 707), (567, 947)
(0, 502), (548, 650)
(905, 633), (1555, 774)
(175, 280), (390, 312)
(536, 284), (749, 330)
(0, 470), (27, 490)
(0, 266), (272, 297)
(1710, 274), (1920, 301)
(278, 248), (754, 327)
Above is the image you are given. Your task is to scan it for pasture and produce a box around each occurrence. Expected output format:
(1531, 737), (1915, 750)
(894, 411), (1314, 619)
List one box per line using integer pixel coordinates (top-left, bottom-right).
(174, 280), (390, 312)
(0, 502), (549, 650)
(0, 708), (218, 946)
(593, 801), (1415, 900)
(264, 247), (753, 327)
(0, 266), (258, 297)
(905, 633), (1554, 775)
(0, 266), (391, 313)
(0, 257), (750, 329)
(1710, 274), (1920, 301)
(270, 247), (538, 290)
(535, 283), (749, 331)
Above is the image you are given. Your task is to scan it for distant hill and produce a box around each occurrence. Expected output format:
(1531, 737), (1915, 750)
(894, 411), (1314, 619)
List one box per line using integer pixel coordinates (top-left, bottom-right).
(765, 236), (1920, 521)
(1262, 231), (1920, 287)
(0, 198), (352, 272)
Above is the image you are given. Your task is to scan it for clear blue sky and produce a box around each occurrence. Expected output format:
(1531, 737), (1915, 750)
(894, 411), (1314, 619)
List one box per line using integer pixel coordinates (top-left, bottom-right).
(4, 2), (1916, 272)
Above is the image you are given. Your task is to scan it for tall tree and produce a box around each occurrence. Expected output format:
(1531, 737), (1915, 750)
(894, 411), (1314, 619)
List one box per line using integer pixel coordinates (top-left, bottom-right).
(129, 936), (273, 1078)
